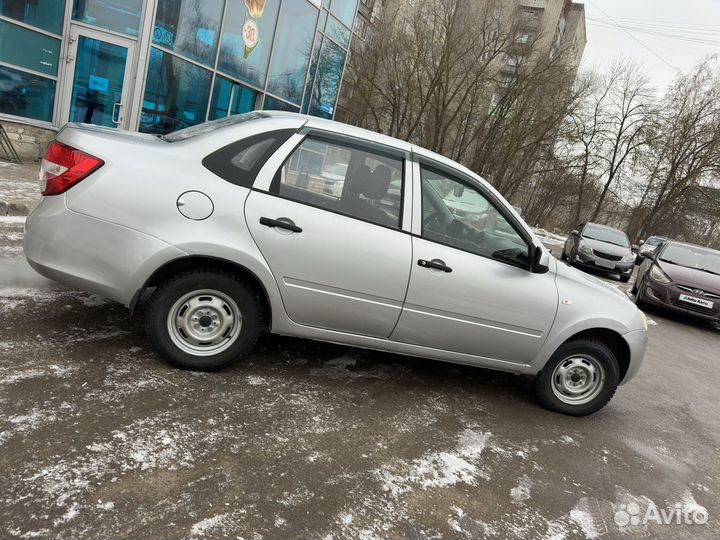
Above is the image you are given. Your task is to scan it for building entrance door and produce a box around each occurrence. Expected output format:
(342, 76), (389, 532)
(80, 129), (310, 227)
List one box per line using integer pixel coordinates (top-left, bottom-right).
(61, 26), (135, 129)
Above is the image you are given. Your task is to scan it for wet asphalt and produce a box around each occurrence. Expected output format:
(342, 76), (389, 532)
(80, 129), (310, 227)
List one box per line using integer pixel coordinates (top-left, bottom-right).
(1, 217), (719, 540)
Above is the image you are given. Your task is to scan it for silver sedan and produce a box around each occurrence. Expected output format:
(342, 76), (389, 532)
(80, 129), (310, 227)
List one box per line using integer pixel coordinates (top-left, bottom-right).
(24, 112), (648, 415)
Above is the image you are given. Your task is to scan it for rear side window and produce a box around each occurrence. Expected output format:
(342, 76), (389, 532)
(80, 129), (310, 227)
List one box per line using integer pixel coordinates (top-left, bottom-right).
(271, 136), (404, 229)
(202, 129), (296, 188)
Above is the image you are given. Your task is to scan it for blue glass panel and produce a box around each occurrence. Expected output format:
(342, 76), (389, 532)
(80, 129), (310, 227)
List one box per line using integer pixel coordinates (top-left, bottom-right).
(69, 36), (128, 127)
(0, 64), (55, 122)
(218, 0), (280, 89)
(324, 13), (350, 48)
(329, 0), (356, 27)
(309, 37), (345, 119)
(153, 0), (225, 67)
(140, 47), (212, 134)
(301, 32), (321, 114)
(72, 0), (143, 36)
(266, 0), (318, 105)
(0, 0), (65, 34)
(209, 76), (256, 119)
(0, 20), (60, 76)
(263, 95), (298, 112)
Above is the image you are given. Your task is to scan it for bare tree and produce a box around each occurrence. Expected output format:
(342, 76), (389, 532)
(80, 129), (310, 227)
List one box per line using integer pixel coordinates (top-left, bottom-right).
(630, 57), (720, 242)
(588, 60), (654, 222)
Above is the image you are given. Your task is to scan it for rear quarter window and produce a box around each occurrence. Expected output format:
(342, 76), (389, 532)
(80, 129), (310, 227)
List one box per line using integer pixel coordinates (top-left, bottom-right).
(202, 129), (296, 188)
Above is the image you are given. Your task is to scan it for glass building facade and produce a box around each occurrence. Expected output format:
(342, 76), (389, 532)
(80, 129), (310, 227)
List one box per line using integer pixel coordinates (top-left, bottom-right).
(0, 0), (358, 133)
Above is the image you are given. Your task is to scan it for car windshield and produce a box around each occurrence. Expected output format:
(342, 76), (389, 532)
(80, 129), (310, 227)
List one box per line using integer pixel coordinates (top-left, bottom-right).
(645, 237), (665, 247)
(582, 225), (630, 248)
(659, 244), (720, 275)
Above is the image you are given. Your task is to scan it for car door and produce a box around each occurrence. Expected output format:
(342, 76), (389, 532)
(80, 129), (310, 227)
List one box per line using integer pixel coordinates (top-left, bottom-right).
(245, 132), (412, 338)
(390, 161), (558, 365)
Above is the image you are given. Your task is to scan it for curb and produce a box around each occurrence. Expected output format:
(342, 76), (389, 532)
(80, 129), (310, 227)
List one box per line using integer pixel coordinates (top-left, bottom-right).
(0, 200), (30, 217)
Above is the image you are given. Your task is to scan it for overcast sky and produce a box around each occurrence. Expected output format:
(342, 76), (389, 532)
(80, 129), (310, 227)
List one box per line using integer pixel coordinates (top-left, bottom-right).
(580, 0), (720, 92)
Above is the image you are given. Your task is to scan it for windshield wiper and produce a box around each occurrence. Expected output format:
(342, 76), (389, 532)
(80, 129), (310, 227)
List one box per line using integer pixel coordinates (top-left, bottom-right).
(699, 268), (720, 276)
(659, 259), (678, 265)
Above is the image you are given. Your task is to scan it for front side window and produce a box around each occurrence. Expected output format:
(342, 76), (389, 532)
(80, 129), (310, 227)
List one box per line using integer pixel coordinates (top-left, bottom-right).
(273, 137), (403, 228)
(421, 166), (529, 267)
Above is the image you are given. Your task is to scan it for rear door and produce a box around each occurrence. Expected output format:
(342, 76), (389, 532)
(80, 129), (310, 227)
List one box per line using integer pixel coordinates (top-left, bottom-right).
(390, 160), (558, 365)
(245, 132), (413, 338)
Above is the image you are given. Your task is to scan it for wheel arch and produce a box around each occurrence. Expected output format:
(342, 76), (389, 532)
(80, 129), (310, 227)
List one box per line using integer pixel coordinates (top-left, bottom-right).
(559, 327), (631, 382)
(131, 255), (273, 330)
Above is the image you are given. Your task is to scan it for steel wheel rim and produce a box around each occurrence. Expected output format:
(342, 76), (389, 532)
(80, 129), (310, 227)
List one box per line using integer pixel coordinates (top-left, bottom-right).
(551, 354), (605, 405)
(167, 289), (242, 356)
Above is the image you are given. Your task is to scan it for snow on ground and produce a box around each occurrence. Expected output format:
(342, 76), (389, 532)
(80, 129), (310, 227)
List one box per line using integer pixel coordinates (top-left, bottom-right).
(533, 227), (568, 247)
(0, 216), (27, 224)
(0, 178), (39, 205)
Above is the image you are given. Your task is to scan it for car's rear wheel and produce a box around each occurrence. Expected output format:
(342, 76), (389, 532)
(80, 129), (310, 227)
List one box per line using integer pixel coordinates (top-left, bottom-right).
(534, 338), (619, 416)
(145, 270), (261, 371)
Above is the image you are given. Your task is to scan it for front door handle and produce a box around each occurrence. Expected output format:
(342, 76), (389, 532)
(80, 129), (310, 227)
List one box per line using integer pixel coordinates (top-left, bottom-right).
(259, 216), (302, 233)
(418, 259), (452, 273)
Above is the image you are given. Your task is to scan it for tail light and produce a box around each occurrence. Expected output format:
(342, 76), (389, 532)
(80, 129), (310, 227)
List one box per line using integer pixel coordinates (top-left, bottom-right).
(41, 141), (104, 196)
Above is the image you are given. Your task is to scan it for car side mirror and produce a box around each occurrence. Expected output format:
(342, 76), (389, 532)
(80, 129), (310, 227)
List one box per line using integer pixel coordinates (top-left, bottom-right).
(571, 229), (579, 236)
(532, 245), (550, 274)
(639, 240), (645, 246)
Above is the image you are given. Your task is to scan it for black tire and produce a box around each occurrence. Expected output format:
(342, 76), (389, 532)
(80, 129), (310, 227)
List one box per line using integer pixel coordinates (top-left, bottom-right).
(145, 269), (261, 371)
(560, 251), (568, 261)
(533, 338), (620, 416)
(620, 275), (631, 283)
(633, 277), (646, 307)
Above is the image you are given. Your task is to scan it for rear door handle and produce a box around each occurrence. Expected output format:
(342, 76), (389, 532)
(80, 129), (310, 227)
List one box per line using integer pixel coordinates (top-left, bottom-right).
(259, 216), (302, 233)
(418, 259), (452, 273)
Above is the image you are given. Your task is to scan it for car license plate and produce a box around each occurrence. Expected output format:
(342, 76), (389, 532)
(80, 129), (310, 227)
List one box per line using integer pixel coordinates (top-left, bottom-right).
(596, 260), (615, 269)
(678, 294), (714, 309)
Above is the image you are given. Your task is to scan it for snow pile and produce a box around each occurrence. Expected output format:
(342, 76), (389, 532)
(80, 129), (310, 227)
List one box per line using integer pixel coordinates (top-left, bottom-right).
(533, 228), (568, 247)
(377, 429), (492, 497)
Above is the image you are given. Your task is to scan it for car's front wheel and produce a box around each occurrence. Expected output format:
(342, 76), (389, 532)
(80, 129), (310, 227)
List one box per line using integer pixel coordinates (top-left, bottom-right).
(145, 270), (261, 371)
(534, 338), (620, 416)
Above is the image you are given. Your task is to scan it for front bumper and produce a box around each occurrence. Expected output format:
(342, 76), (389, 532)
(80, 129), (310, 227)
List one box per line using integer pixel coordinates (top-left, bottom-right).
(640, 278), (720, 322)
(573, 251), (634, 276)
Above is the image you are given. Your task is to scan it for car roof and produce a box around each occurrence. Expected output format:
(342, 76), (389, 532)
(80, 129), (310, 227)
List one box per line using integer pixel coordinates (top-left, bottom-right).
(264, 111), (413, 152)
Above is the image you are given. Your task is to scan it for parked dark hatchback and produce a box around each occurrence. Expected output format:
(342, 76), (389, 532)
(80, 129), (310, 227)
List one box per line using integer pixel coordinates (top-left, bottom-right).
(633, 241), (720, 322)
